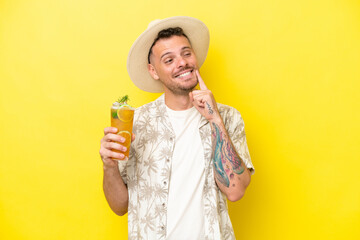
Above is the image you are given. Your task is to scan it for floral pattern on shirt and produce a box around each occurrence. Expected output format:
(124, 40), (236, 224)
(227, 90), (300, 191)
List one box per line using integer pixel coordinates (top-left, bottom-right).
(118, 95), (254, 240)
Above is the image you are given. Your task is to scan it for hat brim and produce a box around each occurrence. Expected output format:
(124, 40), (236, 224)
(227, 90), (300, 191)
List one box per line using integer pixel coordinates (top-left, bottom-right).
(127, 16), (210, 93)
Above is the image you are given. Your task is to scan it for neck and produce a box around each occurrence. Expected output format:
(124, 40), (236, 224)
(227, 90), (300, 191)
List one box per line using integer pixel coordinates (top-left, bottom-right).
(164, 90), (193, 111)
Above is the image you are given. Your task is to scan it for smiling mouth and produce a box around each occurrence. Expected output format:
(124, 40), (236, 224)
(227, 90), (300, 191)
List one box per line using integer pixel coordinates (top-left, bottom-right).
(175, 69), (193, 78)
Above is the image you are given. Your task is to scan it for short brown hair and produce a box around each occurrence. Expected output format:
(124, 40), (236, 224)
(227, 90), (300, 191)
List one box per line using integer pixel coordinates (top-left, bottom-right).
(148, 27), (190, 63)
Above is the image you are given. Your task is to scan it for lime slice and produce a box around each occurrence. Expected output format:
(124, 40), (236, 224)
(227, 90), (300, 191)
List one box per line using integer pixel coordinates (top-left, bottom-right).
(117, 107), (134, 122)
(117, 130), (131, 148)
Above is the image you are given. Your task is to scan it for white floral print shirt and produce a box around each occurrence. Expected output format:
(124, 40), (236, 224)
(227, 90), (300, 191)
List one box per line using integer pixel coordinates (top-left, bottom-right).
(118, 95), (254, 240)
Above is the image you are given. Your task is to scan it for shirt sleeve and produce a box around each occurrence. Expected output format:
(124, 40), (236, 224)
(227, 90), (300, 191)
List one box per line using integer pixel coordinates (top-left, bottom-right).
(221, 105), (255, 175)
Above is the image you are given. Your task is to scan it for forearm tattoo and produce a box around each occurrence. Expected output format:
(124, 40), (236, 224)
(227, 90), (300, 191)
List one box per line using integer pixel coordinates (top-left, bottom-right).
(206, 102), (214, 114)
(212, 122), (245, 187)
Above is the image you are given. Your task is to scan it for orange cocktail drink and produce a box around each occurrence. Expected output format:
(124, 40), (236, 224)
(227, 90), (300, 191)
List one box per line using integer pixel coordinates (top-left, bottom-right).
(111, 96), (134, 160)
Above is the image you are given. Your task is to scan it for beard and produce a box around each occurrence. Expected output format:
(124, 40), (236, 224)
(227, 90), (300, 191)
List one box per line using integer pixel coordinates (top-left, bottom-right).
(163, 78), (198, 96)
(164, 66), (198, 95)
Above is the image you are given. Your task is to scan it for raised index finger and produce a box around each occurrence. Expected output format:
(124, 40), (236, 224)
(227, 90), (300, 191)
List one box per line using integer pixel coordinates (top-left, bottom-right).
(196, 70), (208, 90)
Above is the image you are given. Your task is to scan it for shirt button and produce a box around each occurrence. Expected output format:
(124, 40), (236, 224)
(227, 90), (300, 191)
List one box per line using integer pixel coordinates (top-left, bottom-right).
(161, 226), (165, 230)
(162, 203), (166, 207)
(166, 158), (170, 162)
(163, 181), (167, 185)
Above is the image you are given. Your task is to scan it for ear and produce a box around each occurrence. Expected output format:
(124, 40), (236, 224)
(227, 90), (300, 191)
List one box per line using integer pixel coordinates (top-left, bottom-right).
(147, 64), (160, 80)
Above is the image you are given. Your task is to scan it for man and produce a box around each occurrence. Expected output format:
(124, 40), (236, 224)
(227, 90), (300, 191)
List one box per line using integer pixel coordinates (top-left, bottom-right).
(100, 16), (254, 239)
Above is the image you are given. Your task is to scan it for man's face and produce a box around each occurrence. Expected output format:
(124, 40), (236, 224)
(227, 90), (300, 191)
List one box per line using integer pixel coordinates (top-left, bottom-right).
(148, 35), (199, 95)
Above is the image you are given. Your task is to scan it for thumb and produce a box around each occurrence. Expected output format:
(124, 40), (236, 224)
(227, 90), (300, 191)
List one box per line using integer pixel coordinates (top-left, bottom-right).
(131, 133), (136, 141)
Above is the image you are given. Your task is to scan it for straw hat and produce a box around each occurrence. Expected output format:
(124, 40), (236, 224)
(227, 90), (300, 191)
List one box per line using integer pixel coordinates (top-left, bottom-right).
(127, 16), (210, 93)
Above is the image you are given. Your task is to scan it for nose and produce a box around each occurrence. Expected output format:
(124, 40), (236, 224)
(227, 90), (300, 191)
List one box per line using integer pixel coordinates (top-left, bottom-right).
(176, 56), (187, 69)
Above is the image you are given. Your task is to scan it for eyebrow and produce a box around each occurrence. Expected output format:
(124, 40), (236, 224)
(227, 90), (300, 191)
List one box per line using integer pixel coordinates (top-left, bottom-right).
(160, 46), (192, 61)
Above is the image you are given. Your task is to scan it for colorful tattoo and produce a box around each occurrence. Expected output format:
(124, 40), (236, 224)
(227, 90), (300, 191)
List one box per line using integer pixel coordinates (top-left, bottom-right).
(212, 123), (245, 188)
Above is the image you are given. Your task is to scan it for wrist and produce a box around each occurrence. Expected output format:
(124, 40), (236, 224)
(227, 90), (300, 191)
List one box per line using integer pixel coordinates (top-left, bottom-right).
(103, 162), (119, 171)
(208, 114), (223, 125)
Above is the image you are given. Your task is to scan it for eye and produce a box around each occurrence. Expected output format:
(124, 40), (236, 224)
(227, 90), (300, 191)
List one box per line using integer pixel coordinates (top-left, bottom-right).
(184, 51), (191, 57)
(164, 58), (173, 64)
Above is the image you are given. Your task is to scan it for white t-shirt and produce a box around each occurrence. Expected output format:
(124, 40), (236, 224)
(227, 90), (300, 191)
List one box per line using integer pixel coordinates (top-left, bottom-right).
(165, 106), (206, 240)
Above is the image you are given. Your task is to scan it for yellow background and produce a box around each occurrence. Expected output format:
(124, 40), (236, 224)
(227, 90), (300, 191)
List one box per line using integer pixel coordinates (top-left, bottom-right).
(1, 0), (359, 239)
